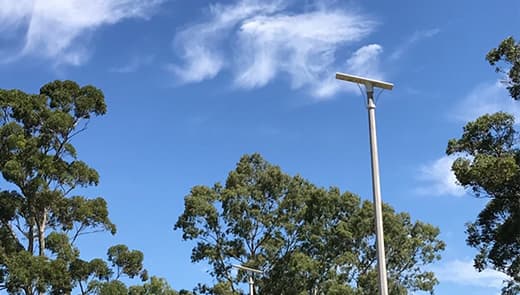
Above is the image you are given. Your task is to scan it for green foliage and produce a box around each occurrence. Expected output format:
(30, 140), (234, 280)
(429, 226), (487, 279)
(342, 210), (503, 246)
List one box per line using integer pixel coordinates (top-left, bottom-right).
(90, 280), (128, 295)
(128, 276), (192, 295)
(175, 154), (445, 294)
(447, 112), (520, 293)
(0, 80), (115, 294)
(487, 36), (520, 100)
(107, 245), (148, 280)
(67, 245), (150, 294)
(3, 251), (70, 294)
(0, 81), (174, 294)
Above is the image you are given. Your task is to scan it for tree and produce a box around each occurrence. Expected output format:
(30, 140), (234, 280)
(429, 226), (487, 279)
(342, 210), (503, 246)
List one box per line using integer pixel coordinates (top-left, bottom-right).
(487, 36), (520, 100)
(175, 154), (445, 294)
(0, 80), (115, 294)
(443, 36), (520, 294)
(84, 244), (149, 294)
(0, 81), (173, 294)
(447, 112), (520, 293)
(129, 276), (193, 295)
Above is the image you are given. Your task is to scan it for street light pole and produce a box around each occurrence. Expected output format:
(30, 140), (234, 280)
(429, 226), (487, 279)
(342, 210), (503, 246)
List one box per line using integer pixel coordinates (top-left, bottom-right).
(248, 275), (254, 295)
(232, 264), (263, 295)
(365, 83), (389, 295)
(335, 72), (393, 295)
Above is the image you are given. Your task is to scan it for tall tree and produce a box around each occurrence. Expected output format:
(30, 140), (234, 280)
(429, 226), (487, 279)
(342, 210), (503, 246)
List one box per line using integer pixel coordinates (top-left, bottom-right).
(447, 112), (520, 293)
(487, 36), (520, 100)
(72, 244), (148, 294)
(444, 36), (520, 294)
(129, 276), (193, 295)
(175, 154), (445, 295)
(0, 81), (171, 294)
(0, 80), (114, 294)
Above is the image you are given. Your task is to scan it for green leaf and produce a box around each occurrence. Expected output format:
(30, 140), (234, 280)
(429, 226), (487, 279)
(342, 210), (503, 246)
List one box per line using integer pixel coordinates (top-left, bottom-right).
(176, 153), (445, 294)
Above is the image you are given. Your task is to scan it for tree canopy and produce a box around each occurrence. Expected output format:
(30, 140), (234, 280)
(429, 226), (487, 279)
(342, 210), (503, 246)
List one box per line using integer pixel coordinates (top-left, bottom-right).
(487, 36), (520, 100)
(444, 36), (520, 294)
(0, 81), (183, 294)
(447, 112), (520, 293)
(175, 153), (445, 295)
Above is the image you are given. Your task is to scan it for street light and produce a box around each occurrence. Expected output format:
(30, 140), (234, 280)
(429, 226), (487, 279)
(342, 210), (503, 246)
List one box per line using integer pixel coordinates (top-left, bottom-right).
(232, 264), (263, 295)
(335, 72), (393, 295)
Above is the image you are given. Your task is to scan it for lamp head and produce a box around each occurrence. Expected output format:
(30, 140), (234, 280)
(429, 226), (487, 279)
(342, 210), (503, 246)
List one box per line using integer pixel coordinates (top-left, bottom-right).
(335, 72), (393, 90)
(232, 264), (263, 274)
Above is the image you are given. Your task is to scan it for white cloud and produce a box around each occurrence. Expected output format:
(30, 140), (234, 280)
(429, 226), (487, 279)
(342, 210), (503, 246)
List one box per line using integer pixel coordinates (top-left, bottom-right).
(0, 0), (163, 65)
(416, 155), (466, 197)
(432, 259), (509, 289)
(314, 44), (383, 98)
(453, 81), (520, 122)
(0, 0), (33, 31)
(171, 0), (380, 98)
(109, 54), (154, 73)
(418, 81), (517, 198)
(390, 28), (440, 61)
(169, 0), (285, 83)
(345, 44), (383, 78)
(167, 43), (225, 83)
(235, 11), (375, 89)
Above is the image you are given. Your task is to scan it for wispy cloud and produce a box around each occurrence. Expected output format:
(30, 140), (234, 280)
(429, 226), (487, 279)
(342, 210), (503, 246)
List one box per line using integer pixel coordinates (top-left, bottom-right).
(109, 55), (155, 73)
(314, 44), (383, 98)
(0, 0), (164, 65)
(344, 44), (383, 80)
(452, 80), (520, 122)
(0, 0), (32, 31)
(169, 0), (285, 83)
(417, 81), (516, 197)
(432, 259), (509, 289)
(170, 0), (380, 99)
(416, 155), (466, 197)
(390, 28), (440, 61)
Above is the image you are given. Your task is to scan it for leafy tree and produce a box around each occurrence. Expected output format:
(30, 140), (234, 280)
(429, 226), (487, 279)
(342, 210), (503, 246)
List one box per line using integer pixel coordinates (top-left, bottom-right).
(487, 36), (520, 100)
(0, 81), (173, 294)
(83, 245), (149, 294)
(0, 80), (115, 294)
(175, 154), (445, 295)
(129, 276), (193, 295)
(447, 112), (520, 293)
(443, 36), (520, 294)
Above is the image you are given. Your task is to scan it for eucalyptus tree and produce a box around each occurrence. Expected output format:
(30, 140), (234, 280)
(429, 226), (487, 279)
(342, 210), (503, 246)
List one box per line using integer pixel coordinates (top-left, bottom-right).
(448, 113), (520, 294)
(487, 36), (520, 100)
(0, 81), (152, 294)
(176, 154), (445, 295)
(443, 36), (520, 294)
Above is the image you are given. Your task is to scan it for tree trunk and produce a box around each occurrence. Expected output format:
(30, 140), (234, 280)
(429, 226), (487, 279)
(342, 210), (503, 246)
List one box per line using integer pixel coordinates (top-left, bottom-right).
(24, 286), (33, 295)
(37, 209), (47, 257)
(28, 223), (34, 254)
(79, 281), (86, 295)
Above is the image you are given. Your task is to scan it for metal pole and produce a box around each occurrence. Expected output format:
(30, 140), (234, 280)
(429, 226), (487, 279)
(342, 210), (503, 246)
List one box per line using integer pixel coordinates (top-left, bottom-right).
(366, 83), (389, 295)
(249, 275), (254, 295)
(232, 264), (262, 295)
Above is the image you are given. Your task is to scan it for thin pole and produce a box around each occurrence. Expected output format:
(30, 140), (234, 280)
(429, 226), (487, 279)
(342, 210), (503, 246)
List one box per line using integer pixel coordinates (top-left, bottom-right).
(232, 264), (262, 294)
(249, 275), (254, 295)
(366, 83), (389, 295)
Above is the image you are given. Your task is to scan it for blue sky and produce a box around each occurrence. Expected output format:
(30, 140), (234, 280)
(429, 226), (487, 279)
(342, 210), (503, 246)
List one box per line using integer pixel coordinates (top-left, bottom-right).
(1, 0), (520, 294)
